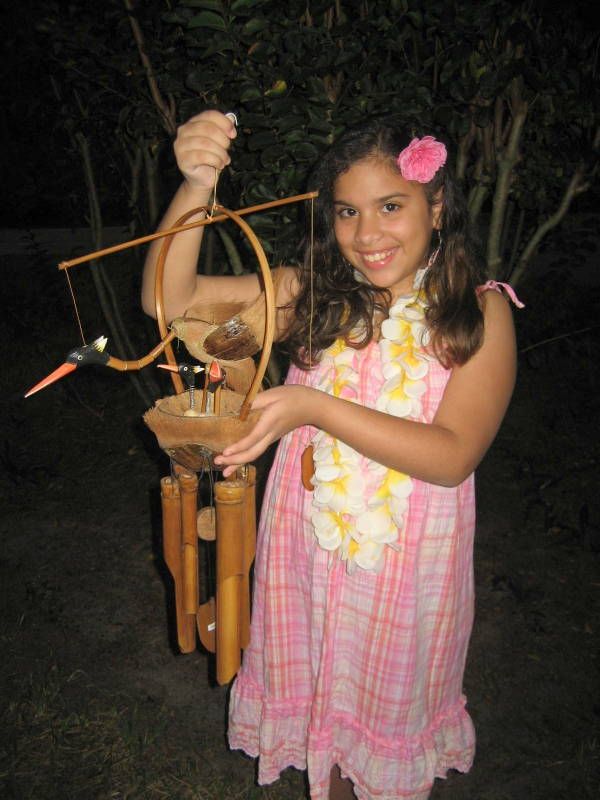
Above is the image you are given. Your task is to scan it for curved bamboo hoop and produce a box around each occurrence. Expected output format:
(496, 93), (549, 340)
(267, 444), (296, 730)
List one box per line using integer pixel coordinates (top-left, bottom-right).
(153, 205), (275, 420)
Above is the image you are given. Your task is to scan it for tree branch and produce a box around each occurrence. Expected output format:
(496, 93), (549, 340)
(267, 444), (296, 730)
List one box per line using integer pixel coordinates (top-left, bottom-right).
(123, 0), (176, 136)
(508, 165), (589, 288)
(486, 100), (528, 277)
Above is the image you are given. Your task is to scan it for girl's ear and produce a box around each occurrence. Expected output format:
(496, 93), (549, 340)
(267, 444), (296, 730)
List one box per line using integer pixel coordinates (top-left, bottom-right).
(431, 189), (444, 230)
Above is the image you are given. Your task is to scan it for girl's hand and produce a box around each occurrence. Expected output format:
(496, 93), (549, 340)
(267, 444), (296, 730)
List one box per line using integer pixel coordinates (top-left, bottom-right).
(214, 385), (317, 477)
(174, 110), (237, 191)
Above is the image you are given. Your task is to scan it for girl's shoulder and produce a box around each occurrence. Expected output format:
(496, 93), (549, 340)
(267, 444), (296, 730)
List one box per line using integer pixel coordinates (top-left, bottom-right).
(272, 265), (301, 306)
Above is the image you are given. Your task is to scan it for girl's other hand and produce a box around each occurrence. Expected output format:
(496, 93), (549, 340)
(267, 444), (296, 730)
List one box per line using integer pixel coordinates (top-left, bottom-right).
(214, 385), (317, 478)
(174, 110), (237, 191)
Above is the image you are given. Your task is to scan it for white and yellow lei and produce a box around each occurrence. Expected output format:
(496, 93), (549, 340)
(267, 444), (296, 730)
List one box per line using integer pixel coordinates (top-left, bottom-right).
(310, 276), (432, 573)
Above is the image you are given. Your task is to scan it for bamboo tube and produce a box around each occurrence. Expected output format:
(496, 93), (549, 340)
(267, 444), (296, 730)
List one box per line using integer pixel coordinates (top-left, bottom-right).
(214, 383), (222, 416)
(214, 479), (246, 684)
(161, 477), (195, 652)
(240, 466), (256, 650)
(200, 373), (209, 413)
(104, 328), (177, 372)
(178, 471), (199, 616)
(57, 192), (318, 271)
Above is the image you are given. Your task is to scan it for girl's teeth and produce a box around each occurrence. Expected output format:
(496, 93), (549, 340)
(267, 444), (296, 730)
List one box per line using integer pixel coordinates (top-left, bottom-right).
(364, 251), (392, 262)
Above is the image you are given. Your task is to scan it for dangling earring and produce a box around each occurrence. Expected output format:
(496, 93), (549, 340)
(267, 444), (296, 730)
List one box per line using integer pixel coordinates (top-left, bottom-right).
(426, 230), (443, 269)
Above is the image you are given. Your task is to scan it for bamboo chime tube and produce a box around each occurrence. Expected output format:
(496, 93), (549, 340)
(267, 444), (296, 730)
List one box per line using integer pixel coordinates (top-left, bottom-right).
(240, 467), (256, 650)
(178, 471), (200, 616)
(161, 477), (195, 653)
(214, 479), (246, 685)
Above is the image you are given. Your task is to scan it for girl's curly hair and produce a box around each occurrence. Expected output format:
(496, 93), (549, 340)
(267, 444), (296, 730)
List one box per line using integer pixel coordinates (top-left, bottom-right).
(284, 117), (487, 369)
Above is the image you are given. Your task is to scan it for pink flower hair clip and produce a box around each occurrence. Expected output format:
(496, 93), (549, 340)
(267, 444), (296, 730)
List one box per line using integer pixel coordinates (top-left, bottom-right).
(397, 136), (447, 183)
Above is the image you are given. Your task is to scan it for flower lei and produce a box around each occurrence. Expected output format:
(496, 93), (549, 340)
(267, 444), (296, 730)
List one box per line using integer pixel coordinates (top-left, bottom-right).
(310, 276), (431, 573)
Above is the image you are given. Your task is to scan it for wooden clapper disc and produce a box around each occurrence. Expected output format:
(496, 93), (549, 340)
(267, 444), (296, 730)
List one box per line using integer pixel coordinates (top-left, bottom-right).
(144, 204), (274, 684)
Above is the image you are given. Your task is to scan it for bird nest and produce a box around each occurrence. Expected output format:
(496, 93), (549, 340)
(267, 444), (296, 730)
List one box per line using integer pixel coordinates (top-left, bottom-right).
(144, 389), (260, 471)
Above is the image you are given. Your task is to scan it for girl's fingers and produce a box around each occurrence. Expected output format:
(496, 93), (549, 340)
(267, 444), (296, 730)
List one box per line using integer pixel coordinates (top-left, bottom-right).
(176, 135), (232, 169)
(174, 111), (237, 186)
(184, 110), (237, 138)
(177, 116), (236, 150)
(216, 434), (272, 468)
(220, 432), (259, 456)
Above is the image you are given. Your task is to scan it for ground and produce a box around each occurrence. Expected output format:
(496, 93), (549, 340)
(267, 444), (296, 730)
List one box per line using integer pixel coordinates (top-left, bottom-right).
(1, 222), (598, 799)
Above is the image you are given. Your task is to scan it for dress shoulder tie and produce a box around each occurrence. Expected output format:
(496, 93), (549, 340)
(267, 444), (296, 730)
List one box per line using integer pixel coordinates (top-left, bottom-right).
(477, 280), (525, 308)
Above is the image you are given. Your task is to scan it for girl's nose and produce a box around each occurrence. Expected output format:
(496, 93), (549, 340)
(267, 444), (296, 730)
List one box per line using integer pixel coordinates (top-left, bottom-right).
(354, 213), (382, 245)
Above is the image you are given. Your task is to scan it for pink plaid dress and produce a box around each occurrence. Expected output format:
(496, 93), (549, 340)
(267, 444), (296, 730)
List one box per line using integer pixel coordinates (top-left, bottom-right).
(228, 338), (477, 799)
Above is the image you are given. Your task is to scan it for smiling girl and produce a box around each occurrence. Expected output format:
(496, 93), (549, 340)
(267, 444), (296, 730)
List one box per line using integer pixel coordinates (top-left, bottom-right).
(142, 111), (521, 800)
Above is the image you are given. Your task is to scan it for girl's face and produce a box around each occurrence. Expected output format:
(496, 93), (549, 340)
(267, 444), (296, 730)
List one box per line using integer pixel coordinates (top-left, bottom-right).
(333, 156), (441, 299)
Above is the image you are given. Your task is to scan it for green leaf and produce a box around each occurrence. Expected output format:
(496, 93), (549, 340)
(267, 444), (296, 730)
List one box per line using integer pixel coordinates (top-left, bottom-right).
(162, 11), (190, 24)
(240, 85), (262, 102)
(260, 145), (286, 168)
(245, 183), (278, 204)
(247, 130), (278, 151)
(200, 37), (234, 57)
(290, 141), (319, 161)
(277, 114), (306, 134)
(242, 17), (269, 36)
(180, 0), (225, 10)
(187, 11), (226, 31)
(231, 0), (266, 11)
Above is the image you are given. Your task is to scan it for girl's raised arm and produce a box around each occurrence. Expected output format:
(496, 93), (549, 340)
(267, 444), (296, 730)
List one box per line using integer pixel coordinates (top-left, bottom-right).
(141, 110), (263, 322)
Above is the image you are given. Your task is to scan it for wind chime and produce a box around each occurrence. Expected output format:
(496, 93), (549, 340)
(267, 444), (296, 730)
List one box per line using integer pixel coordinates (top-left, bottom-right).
(25, 191), (317, 684)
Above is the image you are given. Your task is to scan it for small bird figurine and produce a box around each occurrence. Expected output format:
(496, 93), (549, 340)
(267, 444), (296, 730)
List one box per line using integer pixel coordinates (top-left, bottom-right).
(202, 361), (226, 416)
(157, 362), (204, 416)
(24, 336), (110, 398)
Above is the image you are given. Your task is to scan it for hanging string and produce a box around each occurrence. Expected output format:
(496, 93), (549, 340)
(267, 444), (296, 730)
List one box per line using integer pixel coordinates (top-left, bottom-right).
(209, 167), (219, 219)
(308, 194), (315, 368)
(64, 268), (86, 345)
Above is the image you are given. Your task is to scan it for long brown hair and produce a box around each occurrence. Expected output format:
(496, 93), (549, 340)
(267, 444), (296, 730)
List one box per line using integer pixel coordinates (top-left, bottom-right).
(284, 118), (487, 369)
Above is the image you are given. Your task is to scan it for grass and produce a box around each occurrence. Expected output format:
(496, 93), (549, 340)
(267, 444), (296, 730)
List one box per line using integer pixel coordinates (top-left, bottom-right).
(0, 666), (307, 800)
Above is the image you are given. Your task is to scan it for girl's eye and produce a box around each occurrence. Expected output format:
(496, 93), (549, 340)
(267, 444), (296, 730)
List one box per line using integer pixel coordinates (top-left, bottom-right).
(382, 202), (400, 213)
(337, 207), (357, 219)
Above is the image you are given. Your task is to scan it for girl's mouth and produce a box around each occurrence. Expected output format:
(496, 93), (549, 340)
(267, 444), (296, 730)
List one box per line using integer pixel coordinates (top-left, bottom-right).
(359, 248), (396, 270)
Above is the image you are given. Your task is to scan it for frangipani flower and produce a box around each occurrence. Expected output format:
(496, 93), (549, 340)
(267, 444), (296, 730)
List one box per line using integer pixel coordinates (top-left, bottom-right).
(381, 317), (412, 344)
(333, 365), (359, 397)
(355, 508), (398, 544)
(313, 468), (365, 515)
(352, 540), (386, 573)
(369, 469), (413, 506)
(312, 510), (349, 551)
(389, 301), (425, 322)
(380, 341), (429, 381)
(377, 374), (426, 417)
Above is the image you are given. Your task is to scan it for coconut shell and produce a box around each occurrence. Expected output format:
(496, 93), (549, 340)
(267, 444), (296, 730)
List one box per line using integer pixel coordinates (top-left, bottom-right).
(144, 389), (260, 472)
(172, 291), (266, 365)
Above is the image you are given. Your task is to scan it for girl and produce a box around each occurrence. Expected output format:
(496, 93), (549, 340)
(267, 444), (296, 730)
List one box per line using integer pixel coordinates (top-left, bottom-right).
(142, 110), (519, 800)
